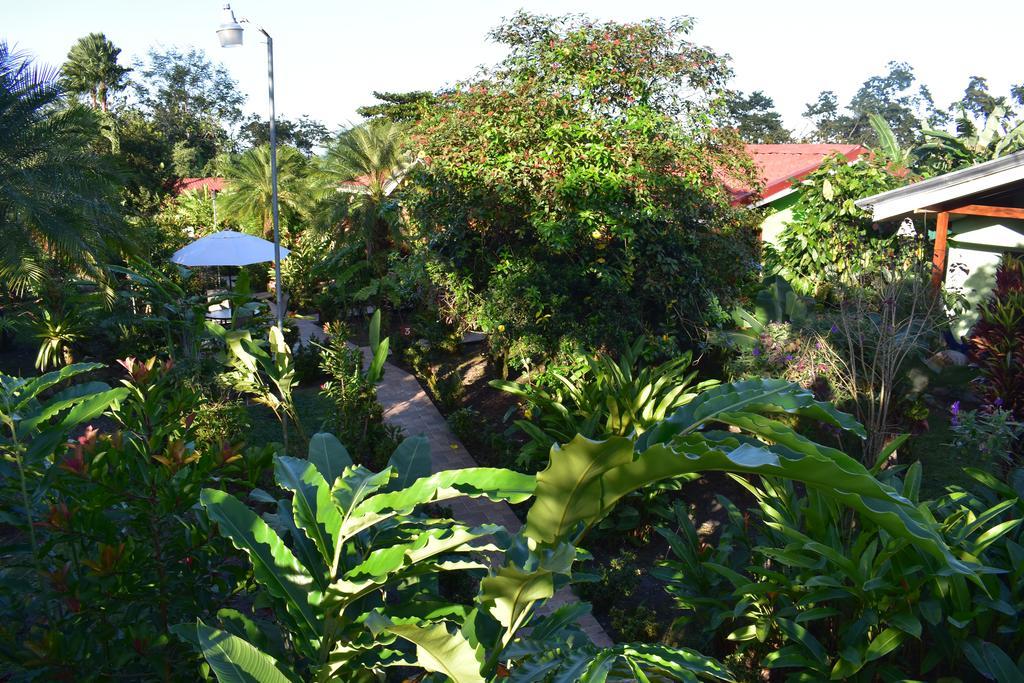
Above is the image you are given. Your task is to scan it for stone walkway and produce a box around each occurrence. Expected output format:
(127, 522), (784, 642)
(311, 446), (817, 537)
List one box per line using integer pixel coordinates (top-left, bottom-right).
(289, 313), (611, 645)
(374, 358), (613, 647)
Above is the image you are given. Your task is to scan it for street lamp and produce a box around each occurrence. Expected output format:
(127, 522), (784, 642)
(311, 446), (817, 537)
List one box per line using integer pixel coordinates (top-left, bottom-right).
(217, 4), (285, 331)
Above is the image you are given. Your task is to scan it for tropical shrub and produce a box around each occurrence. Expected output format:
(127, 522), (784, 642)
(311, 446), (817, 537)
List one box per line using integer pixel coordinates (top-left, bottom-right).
(492, 338), (717, 468)
(950, 406), (1024, 471)
(916, 104), (1024, 174)
(313, 120), (414, 277)
(109, 258), (212, 361)
(317, 313), (399, 467)
(183, 379), (967, 682)
(655, 462), (1024, 680)
(409, 12), (760, 361)
(715, 278), (841, 398)
(0, 359), (257, 679)
(765, 153), (909, 299)
(970, 254), (1024, 418)
(215, 324), (302, 446)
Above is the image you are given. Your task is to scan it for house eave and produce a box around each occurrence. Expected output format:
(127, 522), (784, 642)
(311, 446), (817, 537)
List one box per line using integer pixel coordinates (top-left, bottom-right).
(854, 150), (1024, 221)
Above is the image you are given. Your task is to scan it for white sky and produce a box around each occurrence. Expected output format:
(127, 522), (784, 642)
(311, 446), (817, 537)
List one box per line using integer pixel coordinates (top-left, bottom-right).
(3, 0), (1022, 137)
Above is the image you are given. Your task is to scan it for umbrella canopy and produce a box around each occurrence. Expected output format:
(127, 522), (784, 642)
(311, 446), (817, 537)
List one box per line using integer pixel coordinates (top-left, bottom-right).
(170, 230), (291, 267)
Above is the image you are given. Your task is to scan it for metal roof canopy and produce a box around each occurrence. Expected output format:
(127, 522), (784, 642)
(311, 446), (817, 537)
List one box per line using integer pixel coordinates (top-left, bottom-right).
(855, 150), (1024, 222)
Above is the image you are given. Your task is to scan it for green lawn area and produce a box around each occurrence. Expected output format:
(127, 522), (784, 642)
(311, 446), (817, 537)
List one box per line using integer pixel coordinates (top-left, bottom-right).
(245, 387), (334, 457)
(906, 412), (977, 499)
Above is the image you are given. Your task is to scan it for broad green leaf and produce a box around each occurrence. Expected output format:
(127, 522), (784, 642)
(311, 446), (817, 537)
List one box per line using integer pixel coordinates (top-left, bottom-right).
(200, 489), (321, 639)
(864, 627), (905, 662)
(341, 468), (535, 541)
(307, 432), (351, 485)
(275, 456), (341, 566)
(386, 436), (432, 492)
(616, 644), (735, 682)
(981, 642), (1024, 683)
(636, 379), (865, 451)
(17, 362), (105, 406)
(367, 616), (485, 683)
(479, 565), (555, 645)
(525, 433), (969, 574)
(196, 620), (294, 683)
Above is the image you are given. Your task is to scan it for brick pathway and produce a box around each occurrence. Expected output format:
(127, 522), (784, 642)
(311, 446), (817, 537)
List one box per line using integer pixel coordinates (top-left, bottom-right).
(373, 358), (614, 647)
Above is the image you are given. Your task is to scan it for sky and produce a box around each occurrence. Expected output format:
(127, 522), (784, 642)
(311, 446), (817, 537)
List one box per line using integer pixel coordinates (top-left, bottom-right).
(3, 0), (1023, 138)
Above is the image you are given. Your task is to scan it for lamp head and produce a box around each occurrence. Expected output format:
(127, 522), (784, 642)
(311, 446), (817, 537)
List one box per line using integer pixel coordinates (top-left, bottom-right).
(217, 4), (244, 47)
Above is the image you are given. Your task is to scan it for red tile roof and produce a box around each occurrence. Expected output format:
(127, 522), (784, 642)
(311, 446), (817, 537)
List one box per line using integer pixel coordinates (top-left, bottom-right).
(730, 144), (869, 205)
(172, 177), (228, 195)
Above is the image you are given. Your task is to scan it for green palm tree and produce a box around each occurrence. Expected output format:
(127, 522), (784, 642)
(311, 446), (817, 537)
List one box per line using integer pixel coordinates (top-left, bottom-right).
(0, 42), (125, 295)
(217, 144), (310, 239)
(316, 120), (414, 273)
(62, 33), (129, 112)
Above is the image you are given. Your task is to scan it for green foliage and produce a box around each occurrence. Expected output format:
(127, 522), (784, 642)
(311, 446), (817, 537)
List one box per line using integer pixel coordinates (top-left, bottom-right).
(357, 90), (438, 123)
(317, 317), (401, 467)
(218, 144), (312, 239)
(492, 338), (717, 468)
(917, 104), (1024, 173)
(656, 464), (1024, 680)
(26, 297), (96, 371)
(108, 258), (216, 360)
(969, 254), (1024, 418)
(184, 376), (968, 682)
(951, 407), (1024, 470)
(0, 359), (258, 678)
(215, 325), (303, 443)
(722, 90), (792, 144)
(0, 42), (126, 294)
(714, 276), (812, 352)
(314, 120), (414, 277)
(410, 11), (760, 359)
(189, 434), (538, 680)
(239, 113), (330, 156)
(764, 154), (908, 298)
(62, 32), (130, 112)
(801, 61), (943, 146)
(131, 46), (243, 175)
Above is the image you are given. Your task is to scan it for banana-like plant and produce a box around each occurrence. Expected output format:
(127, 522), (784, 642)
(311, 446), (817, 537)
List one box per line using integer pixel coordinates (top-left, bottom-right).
(215, 324), (303, 445)
(492, 338), (718, 467)
(917, 105), (1024, 171)
(185, 379), (973, 682)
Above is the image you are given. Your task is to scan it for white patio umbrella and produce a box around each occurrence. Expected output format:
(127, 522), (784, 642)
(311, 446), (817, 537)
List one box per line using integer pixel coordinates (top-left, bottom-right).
(170, 230), (291, 267)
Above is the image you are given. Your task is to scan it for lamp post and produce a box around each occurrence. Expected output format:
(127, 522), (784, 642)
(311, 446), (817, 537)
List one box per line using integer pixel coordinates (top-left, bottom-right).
(217, 4), (284, 331)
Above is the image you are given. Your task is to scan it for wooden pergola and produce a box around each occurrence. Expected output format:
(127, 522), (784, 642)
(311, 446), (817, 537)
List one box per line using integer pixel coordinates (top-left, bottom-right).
(855, 152), (1024, 290)
(927, 203), (1024, 288)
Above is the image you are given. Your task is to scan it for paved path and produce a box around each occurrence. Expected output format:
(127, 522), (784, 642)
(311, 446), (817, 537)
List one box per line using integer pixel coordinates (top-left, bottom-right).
(288, 314), (611, 645)
(374, 357), (613, 647)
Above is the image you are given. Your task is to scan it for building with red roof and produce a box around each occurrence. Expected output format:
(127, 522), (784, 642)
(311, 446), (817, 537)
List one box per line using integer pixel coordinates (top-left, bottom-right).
(726, 143), (869, 245)
(171, 177), (228, 195)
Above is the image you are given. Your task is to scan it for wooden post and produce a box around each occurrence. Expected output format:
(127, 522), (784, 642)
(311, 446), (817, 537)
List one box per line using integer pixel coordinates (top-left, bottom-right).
(931, 211), (950, 290)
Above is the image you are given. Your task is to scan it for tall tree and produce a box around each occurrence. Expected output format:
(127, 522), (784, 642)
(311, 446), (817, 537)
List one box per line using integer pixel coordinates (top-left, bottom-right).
(238, 114), (330, 156)
(356, 90), (437, 124)
(131, 47), (244, 175)
(217, 145), (309, 239)
(803, 62), (941, 146)
(723, 90), (791, 143)
(62, 32), (129, 112)
(410, 12), (759, 356)
(315, 120), (414, 273)
(0, 43), (124, 293)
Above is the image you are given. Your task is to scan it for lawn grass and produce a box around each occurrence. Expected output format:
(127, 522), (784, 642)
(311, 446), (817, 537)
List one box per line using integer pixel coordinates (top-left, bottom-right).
(906, 412), (977, 499)
(245, 387), (335, 457)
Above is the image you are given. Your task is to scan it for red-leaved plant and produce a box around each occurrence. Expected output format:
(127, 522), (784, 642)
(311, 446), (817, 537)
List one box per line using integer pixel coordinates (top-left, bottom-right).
(969, 254), (1024, 418)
